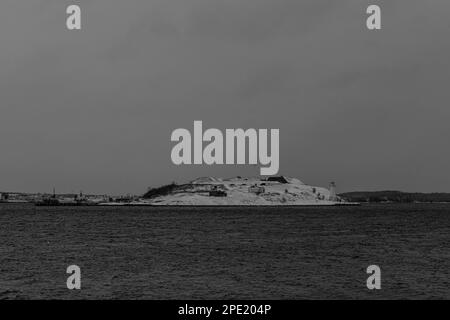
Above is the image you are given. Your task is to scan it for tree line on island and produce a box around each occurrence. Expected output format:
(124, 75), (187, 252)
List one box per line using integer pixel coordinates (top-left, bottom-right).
(339, 191), (450, 203)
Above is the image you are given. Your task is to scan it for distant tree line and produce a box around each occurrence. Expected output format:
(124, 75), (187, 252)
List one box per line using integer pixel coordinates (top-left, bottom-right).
(339, 191), (450, 203)
(144, 183), (179, 199)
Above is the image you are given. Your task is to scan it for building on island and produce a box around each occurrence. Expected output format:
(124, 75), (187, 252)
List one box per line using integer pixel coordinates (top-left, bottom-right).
(267, 176), (289, 184)
(248, 185), (265, 195)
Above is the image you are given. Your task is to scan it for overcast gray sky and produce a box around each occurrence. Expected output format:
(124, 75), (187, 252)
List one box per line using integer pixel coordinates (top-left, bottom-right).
(1, 0), (449, 194)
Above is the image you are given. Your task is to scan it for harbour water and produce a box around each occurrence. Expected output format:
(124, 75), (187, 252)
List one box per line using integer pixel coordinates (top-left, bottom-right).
(0, 203), (449, 299)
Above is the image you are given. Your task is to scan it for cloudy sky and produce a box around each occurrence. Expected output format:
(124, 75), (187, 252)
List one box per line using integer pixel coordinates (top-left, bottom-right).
(1, 0), (449, 194)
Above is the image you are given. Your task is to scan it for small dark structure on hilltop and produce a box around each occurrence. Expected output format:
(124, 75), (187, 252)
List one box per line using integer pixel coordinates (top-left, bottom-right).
(209, 185), (227, 197)
(267, 176), (289, 184)
(209, 190), (227, 197)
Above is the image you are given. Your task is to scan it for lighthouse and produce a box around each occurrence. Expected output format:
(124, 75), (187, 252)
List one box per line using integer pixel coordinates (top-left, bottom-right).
(329, 182), (337, 201)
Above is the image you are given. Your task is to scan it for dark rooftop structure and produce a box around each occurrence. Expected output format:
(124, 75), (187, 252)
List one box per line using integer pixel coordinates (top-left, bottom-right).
(267, 176), (289, 184)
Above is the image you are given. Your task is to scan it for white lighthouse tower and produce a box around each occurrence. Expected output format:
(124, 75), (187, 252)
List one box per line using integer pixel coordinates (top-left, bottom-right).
(329, 182), (337, 202)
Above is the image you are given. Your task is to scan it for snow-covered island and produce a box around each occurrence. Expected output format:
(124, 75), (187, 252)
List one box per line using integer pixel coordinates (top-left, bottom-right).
(142, 176), (357, 206)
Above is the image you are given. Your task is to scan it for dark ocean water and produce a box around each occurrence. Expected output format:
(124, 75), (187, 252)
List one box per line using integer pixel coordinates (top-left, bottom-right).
(0, 203), (449, 300)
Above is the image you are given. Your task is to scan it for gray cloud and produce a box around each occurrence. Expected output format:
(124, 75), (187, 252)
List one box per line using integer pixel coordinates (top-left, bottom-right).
(0, 0), (449, 194)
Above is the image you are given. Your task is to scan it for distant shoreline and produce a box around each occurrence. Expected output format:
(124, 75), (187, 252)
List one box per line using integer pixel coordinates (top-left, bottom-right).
(2, 187), (450, 206)
(340, 191), (450, 203)
(4, 202), (450, 207)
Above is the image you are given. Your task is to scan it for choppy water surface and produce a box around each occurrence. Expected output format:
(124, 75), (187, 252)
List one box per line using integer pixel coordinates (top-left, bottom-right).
(0, 204), (449, 299)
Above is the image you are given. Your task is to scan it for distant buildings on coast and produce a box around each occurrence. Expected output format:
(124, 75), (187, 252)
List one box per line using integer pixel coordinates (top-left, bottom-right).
(0, 191), (136, 205)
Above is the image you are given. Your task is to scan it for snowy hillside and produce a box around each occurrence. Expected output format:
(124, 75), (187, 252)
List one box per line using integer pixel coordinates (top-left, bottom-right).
(145, 176), (347, 206)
